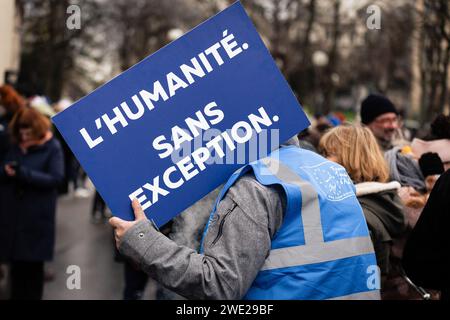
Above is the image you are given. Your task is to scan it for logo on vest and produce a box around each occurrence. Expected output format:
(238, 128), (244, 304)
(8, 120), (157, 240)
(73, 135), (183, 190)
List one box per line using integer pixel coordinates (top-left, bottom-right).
(300, 162), (354, 201)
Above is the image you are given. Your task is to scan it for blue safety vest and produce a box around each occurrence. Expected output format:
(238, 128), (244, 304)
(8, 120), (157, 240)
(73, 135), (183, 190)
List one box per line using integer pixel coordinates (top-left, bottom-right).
(200, 146), (380, 300)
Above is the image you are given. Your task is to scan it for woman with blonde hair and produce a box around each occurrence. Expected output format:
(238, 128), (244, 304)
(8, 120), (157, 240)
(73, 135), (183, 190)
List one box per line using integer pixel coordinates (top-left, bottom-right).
(319, 124), (406, 286)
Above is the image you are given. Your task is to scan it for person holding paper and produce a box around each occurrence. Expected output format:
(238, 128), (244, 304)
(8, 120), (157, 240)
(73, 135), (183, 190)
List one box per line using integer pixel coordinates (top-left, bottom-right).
(110, 137), (380, 300)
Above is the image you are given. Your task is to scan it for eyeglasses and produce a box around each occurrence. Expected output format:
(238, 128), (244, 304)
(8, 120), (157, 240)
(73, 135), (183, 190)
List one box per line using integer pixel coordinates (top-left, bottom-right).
(373, 117), (398, 125)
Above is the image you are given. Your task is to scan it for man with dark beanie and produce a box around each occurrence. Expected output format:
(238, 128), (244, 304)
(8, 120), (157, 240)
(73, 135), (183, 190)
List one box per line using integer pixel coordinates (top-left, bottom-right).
(360, 94), (399, 151)
(361, 94), (427, 191)
(418, 152), (444, 179)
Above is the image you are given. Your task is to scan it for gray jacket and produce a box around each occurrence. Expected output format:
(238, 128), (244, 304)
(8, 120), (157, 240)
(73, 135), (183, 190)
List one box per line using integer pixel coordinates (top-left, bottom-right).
(384, 147), (426, 192)
(119, 174), (285, 299)
(119, 138), (302, 300)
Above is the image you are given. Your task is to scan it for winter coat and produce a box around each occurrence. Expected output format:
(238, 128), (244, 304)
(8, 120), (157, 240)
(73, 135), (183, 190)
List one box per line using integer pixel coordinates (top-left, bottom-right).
(384, 147), (426, 193)
(356, 181), (406, 275)
(403, 169), (450, 300)
(0, 113), (14, 162)
(0, 136), (64, 262)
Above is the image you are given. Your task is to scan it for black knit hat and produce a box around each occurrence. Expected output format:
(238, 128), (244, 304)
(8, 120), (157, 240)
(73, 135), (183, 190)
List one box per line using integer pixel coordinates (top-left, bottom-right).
(430, 114), (450, 139)
(360, 94), (398, 124)
(419, 152), (444, 178)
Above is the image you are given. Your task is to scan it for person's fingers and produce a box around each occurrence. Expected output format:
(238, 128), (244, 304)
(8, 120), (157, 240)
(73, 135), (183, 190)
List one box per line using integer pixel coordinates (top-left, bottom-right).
(132, 199), (146, 220)
(109, 217), (125, 228)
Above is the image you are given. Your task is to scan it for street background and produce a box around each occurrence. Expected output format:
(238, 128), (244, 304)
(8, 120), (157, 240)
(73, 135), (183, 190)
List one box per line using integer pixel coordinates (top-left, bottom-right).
(0, 0), (449, 300)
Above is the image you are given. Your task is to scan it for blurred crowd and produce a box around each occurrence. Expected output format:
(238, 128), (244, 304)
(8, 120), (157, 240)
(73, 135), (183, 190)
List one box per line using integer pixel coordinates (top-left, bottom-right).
(0, 84), (449, 300)
(299, 94), (449, 300)
(0, 84), (110, 300)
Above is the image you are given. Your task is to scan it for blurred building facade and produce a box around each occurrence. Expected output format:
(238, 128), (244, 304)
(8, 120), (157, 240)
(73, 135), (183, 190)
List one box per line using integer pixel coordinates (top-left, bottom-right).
(0, 0), (22, 86)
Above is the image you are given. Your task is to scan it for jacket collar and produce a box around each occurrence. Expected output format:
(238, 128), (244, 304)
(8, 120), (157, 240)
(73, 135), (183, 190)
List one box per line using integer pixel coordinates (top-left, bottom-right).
(19, 131), (53, 153)
(355, 181), (401, 197)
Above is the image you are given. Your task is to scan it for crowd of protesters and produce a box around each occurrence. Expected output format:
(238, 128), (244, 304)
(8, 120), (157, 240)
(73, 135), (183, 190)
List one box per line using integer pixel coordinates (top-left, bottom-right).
(1, 84), (449, 300)
(0, 85), (98, 299)
(0, 85), (152, 300)
(300, 94), (449, 300)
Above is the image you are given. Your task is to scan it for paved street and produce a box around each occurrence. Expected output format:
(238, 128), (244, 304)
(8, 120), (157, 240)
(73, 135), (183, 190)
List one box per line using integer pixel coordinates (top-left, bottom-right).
(0, 183), (215, 300)
(41, 192), (156, 300)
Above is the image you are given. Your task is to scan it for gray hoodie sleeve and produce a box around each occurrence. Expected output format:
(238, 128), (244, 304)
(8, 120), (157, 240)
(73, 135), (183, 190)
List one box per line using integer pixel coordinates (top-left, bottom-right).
(118, 174), (284, 300)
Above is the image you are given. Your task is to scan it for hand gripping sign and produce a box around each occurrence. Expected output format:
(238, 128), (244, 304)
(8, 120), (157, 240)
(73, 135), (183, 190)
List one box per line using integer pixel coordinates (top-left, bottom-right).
(52, 1), (310, 226)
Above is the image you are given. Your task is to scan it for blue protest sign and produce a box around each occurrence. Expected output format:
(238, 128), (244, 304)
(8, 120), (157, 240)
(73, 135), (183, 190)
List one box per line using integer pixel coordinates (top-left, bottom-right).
(52, 1), (310, 226)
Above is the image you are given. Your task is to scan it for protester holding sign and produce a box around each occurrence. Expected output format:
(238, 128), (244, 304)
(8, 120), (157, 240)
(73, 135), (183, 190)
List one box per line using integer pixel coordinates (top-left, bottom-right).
(0, 107), (64, 300)
(50, 2), (381, 300)
(110, 137), (381, 300)
(52, 2), (311, 229)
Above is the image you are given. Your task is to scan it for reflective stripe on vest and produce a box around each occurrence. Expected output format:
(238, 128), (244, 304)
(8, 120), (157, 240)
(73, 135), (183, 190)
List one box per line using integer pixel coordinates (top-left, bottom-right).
(260, 157), (324, 244)
(329, 290), (381, 300)
(201, 146), (380, 300)
(259, 157), (375, 271)
(261, 236), (375, 271)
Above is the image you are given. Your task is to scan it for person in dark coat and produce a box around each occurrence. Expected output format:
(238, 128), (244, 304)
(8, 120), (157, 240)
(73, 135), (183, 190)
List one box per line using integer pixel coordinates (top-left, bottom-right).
(402, 169), (450, 300)
(0, 85), (26, 162)
(0, 107), (64, 300)
(0, 85), (26, 291)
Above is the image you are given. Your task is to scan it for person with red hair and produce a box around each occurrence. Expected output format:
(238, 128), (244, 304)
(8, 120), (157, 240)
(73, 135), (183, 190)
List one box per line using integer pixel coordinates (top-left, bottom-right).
(0, 107), (64, 300)
(0, 85), (26, 162)
(0, 85), (26, 113)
